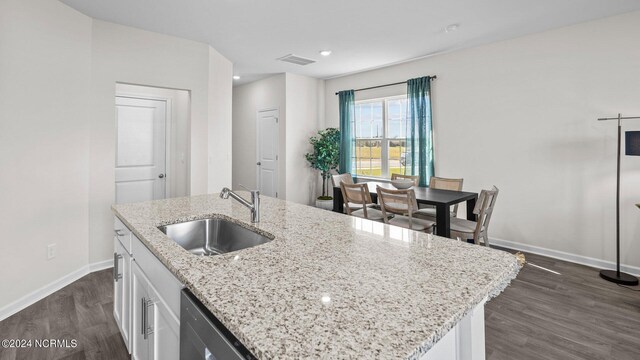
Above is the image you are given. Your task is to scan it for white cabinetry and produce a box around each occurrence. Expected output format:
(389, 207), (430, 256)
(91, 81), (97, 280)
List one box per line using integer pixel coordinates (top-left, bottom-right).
(113, 218), (132, 353)
(131, 260), (180, 360)
(114, 217), (183, 360)
(421, 298), (487, 360)
(132, 261), (152, 360)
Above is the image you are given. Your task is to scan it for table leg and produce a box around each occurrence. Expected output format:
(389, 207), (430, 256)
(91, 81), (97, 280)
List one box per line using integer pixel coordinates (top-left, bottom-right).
(467, 198), (477, 221)
(435, 204), (451, 238)
(333, 188), (344, 213)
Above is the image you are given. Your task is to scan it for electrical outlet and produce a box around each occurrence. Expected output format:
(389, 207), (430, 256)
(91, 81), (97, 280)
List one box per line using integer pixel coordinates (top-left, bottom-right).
(47, 244), (56, 260)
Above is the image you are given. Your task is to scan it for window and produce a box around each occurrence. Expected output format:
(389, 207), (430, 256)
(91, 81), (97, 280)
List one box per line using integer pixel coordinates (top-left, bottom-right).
(352, 96), (408, 179)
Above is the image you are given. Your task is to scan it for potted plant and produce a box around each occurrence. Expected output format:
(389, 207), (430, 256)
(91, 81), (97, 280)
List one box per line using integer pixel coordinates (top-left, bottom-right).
(305, 128), (340, 210)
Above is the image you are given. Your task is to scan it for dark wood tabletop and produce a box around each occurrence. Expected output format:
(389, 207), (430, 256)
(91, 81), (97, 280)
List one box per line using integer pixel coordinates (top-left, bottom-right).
(333, 181), (478, 238)
(364, 181), (478, 206)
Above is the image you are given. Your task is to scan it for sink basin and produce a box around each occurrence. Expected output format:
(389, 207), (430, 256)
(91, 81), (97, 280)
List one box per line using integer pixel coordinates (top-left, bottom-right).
(158, 218), (273, 256)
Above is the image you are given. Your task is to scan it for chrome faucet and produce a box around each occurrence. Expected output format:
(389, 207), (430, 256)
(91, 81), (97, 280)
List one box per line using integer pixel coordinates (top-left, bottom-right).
(220, 186), (260, 223)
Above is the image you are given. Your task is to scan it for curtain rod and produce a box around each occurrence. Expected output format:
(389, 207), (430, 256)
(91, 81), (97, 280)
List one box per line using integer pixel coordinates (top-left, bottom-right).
(334, 75), (437, 95)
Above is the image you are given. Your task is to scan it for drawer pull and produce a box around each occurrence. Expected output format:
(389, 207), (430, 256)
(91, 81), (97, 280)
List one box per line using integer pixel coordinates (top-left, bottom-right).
(113, 253), (123, 281)
(142, 297), (154, 339)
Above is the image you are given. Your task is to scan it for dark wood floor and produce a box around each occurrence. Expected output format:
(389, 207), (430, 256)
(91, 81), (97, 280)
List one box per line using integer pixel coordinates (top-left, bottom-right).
(486, 250), (640, 360)
(0, 269), (128, 360)
(1, 252), (639, 360)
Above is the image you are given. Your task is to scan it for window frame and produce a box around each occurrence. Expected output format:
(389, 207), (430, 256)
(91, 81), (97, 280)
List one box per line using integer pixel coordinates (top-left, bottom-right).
(353, 94), (407, 180)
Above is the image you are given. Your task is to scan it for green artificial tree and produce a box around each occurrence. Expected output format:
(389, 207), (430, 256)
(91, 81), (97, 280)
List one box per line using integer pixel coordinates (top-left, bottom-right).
(305, 128), (341, 200)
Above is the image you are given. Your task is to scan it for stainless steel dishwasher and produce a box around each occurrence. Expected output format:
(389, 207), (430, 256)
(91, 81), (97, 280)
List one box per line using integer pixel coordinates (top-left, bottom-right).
(180, 290), (257, 360)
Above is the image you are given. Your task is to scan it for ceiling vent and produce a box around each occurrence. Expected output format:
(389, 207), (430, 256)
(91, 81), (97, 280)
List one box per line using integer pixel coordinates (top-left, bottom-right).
(276, 54), (316, 66)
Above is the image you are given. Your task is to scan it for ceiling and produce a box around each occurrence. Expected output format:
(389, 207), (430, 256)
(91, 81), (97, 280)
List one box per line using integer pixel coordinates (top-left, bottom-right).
(61, 0), (640, 85)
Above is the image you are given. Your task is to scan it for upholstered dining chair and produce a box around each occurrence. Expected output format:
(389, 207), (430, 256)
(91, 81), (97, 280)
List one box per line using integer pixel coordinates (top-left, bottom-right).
(340, 183), (385, 221)
(376, 186), (435, 232)
(390, 173), (419, 186)
(415, 176), (464, 218)
(449, 186), (499, 246)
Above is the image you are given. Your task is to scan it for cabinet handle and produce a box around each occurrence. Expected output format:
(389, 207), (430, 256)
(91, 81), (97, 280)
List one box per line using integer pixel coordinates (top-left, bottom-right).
(142, 297), (154, 340)
(114, 229), (126, 237)
(146, 298), (154, 337)
(113, 253), (122, 281)
(141, 297), (146, 336)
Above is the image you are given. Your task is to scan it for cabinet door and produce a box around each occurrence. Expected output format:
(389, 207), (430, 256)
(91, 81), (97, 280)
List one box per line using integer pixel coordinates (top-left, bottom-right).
(121, 250), (132, 353)
(131, 262), (150, 360)
(131, 260), (180, 360)
(114, 237), (132, 353)
(113, 238), (125, 337)
(148, 284), (180, 360)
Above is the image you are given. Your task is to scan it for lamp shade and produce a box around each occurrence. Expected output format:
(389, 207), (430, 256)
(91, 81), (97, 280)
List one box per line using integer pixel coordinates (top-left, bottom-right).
(625, 131), (640, 156)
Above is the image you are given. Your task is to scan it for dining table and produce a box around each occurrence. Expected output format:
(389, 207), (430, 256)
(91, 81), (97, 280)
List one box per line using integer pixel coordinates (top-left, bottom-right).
(333, 181), (479, 238)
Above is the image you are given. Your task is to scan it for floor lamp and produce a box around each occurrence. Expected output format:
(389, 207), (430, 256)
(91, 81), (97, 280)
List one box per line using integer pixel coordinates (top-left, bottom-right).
(597, 113), (640, 286)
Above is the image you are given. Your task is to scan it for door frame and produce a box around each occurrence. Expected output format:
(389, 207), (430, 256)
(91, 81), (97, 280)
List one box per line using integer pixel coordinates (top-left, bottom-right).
(256, 108), (279, 198)
(115, 92), (172, 199)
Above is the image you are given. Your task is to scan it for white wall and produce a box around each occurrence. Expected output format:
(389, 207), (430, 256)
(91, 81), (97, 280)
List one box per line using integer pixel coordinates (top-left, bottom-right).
(115, 83), (191, 198)
(0, 0), (234, 312)
(232, 74), (286, 196)
(208, 47), (234, 193)
(324, 11), (640, 268)
(89, 20), (213, 262)
(232, 73), (325, 203)
(285, 74), (324, 204)
(0, 0), (92, 309)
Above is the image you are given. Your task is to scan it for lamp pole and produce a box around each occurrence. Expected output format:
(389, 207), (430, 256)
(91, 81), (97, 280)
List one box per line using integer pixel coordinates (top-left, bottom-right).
(597, 113), (640, 285)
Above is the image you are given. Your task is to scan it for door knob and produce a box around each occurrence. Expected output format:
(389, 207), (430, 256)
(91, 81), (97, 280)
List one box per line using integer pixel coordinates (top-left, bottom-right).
(158, 174), (165, 178)
(256, 162), (261, 166)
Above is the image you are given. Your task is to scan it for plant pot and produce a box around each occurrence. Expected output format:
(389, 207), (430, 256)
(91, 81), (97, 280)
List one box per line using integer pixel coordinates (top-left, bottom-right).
(315, 198), (334, 210)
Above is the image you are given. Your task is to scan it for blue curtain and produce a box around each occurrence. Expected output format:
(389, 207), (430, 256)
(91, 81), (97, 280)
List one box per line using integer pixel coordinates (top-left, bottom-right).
(405, 77), (434, 187)
(338, 90), (355, 174)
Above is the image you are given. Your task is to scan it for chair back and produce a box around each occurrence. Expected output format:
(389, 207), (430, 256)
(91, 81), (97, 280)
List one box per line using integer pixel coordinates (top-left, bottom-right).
(340, 183), (372, 216)
(429, 176), (464, 215)
(391, 173), (419, 186)
(429, 176), (463, 191)
(331, 173), (354, 187)
(472, 186), (499, 245)
(376, 186), (419, 219)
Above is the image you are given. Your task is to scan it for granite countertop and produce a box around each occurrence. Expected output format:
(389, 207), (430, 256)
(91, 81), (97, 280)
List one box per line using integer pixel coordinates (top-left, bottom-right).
(112, 193), (520, 359)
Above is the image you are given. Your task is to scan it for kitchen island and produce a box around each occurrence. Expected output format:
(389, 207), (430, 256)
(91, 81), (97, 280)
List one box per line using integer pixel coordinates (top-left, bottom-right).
(112, 193), (520, 359)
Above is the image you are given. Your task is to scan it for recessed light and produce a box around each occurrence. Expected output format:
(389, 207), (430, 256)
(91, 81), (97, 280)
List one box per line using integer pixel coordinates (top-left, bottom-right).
(444, 24), (460, 33)
(319, 50), (332, 56)
(233, 75), (240, 80)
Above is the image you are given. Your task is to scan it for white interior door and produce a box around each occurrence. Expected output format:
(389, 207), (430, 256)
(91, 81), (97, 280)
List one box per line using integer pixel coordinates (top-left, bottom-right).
(256, 109), (279, 198)
(116, 96), (167, 204)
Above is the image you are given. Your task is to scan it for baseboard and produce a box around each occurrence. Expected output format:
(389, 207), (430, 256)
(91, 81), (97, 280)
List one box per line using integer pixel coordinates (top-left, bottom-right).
(0, 260), (114, 322)
(490, 237), (640, 276)
(89, 259), (114, 272)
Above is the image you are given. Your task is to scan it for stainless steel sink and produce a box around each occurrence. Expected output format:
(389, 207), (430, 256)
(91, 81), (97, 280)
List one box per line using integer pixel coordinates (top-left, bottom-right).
(158, 218), (273, 256)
